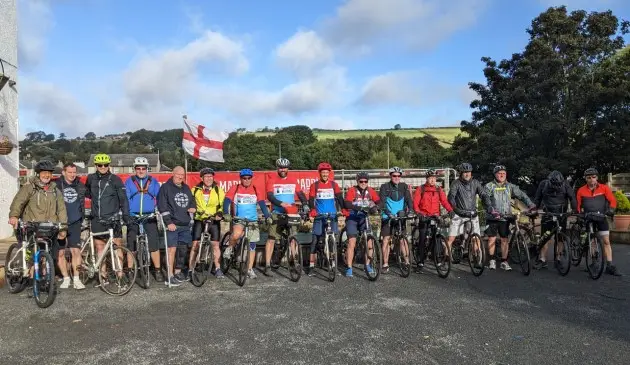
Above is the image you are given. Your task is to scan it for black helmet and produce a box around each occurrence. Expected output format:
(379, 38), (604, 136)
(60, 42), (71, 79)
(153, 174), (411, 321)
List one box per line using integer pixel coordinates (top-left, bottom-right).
(583, 167), (598, 177)
(426, 169), (437, 177)
(34, 160), (55, 173)
(356, 171), (369, 181)
(548, 170), (564, 187)
(199, 167), (214, 178)
(458, 163), (473, 173)
(493, 165), (506, 174)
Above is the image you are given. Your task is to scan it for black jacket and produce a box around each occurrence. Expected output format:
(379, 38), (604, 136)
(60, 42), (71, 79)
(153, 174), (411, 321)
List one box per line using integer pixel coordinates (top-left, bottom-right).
(85, 171), (129, 221)
(534, 179), (577, 213)
(56, 177), (86, 224)
(447, 178), (492, 216)
(158, 177), (195, 226)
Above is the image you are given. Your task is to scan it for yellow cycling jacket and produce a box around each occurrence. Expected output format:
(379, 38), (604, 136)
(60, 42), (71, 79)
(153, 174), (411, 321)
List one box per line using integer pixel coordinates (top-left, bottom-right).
(192, 183), (225, 220)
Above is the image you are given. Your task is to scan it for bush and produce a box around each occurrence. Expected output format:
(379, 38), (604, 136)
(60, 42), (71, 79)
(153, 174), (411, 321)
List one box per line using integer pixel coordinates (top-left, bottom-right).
(614, 190), (630, 214)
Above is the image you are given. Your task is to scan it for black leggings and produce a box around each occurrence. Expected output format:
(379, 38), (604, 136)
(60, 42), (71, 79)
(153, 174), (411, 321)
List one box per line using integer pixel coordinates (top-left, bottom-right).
(415, 223), (429, 263)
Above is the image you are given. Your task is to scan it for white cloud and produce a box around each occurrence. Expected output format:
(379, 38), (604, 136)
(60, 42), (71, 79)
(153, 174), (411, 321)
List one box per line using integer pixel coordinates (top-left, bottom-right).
(302, 115), (356, 130)
(322, 0), (487, 54)
(357, 72), (423, 107)
(275, 30), (334, 76)
(20, 79), (89, 132)
(18, 0), (54, 70)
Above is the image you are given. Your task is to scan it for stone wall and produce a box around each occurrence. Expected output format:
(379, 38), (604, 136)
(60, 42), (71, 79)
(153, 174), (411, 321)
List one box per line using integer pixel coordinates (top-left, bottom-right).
(0, 0), (19, 238)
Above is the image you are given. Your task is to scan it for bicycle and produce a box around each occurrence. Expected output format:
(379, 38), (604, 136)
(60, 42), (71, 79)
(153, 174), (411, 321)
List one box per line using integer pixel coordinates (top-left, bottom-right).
(4, 220), (67, 308)
(270, 211), (307, 282)
(190, 216), (219, 287)
(77, 215), (138, 295)
(312, 213), (339, 282)
(411, 214), (450, 278)
(495, 211), (532, 275)
(130, 213), (156, 289)
(220, 217), (261, 287)
(339, 207), (382, 281)
(567, 212), (606, 280)
(452, 211), (485, 277)
(523, 211), (571, 276)
(384, 212), (415, 278)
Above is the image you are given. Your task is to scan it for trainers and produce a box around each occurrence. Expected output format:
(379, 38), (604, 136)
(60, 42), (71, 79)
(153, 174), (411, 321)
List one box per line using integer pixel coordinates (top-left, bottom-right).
(534, 259), (547, 269)
(606, 264), (622, 276)
(60, 277), (71, 289)
(215, 268), (225, 278)
(223, 246), (233, 259)
(166, 276), (181, 287)
(382, 266), (390, 273)
(263, 265), (272, 276)
(307, 266), (315, 276)
(174, 272), (188, 283)
(345, 267), (353, 277)
(365, 264), (374, 275)
(73, 277), (85, 290)
(489, 260), (496, 270)
(154, 270), (164, 283)
(415, 263), (424, 273)
(247, 269), (257, 279)
(500, 261), (512, 271)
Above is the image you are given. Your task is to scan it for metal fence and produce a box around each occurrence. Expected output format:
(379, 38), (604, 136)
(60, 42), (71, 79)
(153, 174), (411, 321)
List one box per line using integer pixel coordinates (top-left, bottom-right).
(333, 167), (458, 192)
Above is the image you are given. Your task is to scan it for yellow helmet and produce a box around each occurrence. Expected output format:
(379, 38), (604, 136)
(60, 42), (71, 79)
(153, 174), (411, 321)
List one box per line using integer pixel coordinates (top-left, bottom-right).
(93, 153), (111, 164)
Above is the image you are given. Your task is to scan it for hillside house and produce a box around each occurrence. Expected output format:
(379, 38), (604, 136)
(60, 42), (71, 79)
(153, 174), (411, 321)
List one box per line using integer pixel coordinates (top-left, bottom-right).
(87, 153), (160, 174)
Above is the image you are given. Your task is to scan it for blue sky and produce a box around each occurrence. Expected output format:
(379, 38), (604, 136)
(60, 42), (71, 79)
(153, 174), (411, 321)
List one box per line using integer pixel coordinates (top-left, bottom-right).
(18, 0), (630, 138)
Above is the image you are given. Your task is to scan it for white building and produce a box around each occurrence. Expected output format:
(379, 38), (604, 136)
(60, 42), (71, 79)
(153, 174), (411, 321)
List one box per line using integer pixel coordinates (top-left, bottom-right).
(0, 0), (19, 238)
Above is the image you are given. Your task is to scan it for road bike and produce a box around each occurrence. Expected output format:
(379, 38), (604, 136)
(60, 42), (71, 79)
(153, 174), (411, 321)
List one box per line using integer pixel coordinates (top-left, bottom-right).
(270, 212), (307, 282)
(453, 211), (485, 277)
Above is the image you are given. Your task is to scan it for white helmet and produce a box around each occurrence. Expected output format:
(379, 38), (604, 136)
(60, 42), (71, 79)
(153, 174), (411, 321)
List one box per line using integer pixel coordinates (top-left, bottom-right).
(133, 156), (149, 167)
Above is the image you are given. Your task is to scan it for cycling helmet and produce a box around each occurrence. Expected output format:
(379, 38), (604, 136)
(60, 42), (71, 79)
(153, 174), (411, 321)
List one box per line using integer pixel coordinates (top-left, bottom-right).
(93, 153), (111, 164)
(356, 171), (369, 181)
(584, 167), (598, 177)
(34, 160), (55, 173)
(239, 168), (253, 177)
(426, 169), (437, 178)
(548, 170), (564, 187)
(276, 158), (290, 168)
(200, 167), (215, 177)
(458, 163), (473, 172)
(389, 166), (403, 175)
(133, 156), (149, 167)
(493, 165), (506, 174)
(317, 162), (332, 171)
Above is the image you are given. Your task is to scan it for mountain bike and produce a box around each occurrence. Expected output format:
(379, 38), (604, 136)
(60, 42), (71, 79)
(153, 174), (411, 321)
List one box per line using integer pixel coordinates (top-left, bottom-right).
(313, 213), (339, 282)
(384, 212), (415, 278)
(339, 207), (382, 281)
(568, 212), (606, 280)
(524, 212), (571, 276)
(190, 217), (219, 287)
(455, 211), (485, 276)
(270, 212), (307, 282)
(4, 220), (66, 308)
(77, 215), (137, 295)
(495, 212), (531, 275)
(131, 213), (156, 289)
(411, 214), (450, 278)
(220, 217), (261, 287)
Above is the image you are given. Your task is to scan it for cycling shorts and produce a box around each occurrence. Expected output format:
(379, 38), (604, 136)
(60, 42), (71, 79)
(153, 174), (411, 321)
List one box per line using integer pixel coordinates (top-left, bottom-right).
(192, 219), (221, 242)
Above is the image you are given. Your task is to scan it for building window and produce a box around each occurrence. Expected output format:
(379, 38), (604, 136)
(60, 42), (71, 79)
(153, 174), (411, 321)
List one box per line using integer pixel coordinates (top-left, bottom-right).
(148, 167), (153, 172)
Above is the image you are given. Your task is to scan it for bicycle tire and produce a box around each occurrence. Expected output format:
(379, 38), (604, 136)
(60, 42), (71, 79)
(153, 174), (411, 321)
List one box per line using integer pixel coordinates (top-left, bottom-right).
(287, 235), (302, 282)
(270, 237), (283, 270)
(237, 238), (249, 287)
(514, 231), (531, 276)
(4, 243), (27, 294)
(554, 232), (571, 276)
(100, 246), (137, 296)
(410, 227), (421, 266)
(397, 237), (411, 278)
(363, 234), (380, 281)
(568, 226), (582, 267)
(137, 237), (151, 289)
(33, 250), (56, 308)
(219, 232), (232, 274)
(468, 233), (485, 277)
(434, 234), (451, 278)
(509, 228), (532, 265)
(78, 245), (92, 285)
(191, 237), (211, 287)
(586, 232), (605, 280)
(327, 234), (337, 282)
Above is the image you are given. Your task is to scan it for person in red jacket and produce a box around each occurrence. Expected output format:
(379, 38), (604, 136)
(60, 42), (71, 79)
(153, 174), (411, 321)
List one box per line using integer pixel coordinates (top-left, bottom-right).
(412, 169), (454, 271)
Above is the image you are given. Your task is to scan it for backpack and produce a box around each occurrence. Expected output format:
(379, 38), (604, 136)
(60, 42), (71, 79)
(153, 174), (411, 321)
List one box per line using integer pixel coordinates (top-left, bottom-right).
(129, 175), (157, 201)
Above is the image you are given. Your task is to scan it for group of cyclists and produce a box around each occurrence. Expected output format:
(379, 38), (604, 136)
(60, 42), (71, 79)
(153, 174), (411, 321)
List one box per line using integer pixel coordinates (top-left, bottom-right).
(6, 153), (622, 293)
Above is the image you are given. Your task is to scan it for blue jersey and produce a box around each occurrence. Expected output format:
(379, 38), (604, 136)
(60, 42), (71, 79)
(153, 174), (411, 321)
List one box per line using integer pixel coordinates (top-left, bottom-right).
(379, 181), (413, 219)
(266, 175), (301, 213)
(226, 184), (262, 221)
(309, 180), (340, 215)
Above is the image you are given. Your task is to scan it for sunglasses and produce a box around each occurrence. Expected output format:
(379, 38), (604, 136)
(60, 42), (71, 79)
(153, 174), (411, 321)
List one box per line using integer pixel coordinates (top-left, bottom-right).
(96, 164), (109, 168)
(135, 167), (147, 171)
(241, 176), (252, 180)
(391, 174), (401, 178)
(358, 180), (368, 183)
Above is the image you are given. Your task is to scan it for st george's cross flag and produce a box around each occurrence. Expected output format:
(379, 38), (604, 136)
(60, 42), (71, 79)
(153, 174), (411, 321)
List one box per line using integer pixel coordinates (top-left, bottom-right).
(182, 117), (228, 162)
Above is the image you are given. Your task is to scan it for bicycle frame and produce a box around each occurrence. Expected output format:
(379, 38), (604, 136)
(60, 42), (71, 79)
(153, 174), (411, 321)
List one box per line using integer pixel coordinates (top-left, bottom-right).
(82, 227), (123, 278)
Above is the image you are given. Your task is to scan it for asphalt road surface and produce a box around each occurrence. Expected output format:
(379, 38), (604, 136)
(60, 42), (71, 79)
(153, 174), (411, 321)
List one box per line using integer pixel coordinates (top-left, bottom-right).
(1, 247), (629, 365)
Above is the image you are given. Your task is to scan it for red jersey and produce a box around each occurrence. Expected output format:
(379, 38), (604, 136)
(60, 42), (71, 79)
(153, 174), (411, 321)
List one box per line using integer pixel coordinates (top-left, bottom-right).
(342, 186), (380, 217)
(413, 183), (452, 216)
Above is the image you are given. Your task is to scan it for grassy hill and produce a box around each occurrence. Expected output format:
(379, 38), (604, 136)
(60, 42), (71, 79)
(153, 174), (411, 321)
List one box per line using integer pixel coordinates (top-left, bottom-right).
(245, 127), (463, 146)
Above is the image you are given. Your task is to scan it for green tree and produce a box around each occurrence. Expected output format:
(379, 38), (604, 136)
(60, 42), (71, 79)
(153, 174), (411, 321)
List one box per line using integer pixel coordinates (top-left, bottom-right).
(85, 132), (96, 140)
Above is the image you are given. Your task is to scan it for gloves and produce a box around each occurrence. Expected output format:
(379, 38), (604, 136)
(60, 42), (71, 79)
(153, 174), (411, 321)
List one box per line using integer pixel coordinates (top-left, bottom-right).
(122, 215), (130, 225)
(302, 205), (311, 214)
(369, 206), (378, 215)
(265, 216), (273, 225)
(606, 208), (615, 217)
(223, 214), (232, 223)
(490, 210), (501, 220)
(448, 211), (455, 219)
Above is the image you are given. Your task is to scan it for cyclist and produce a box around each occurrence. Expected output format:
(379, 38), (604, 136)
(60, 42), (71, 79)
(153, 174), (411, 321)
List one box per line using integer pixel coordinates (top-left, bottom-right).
(485, 165), (536, 271)
(190, 167), (225, 279)
(125, 157), (163, 282)
(412, 169), (454, 272)
(379, 166), (414, 273)
(157, 166), (196, 286)
(447, 163), (494, 260)
(55, 162), (86, 289)
(342, 171), (379, 277)
(264, 158), (309, 276)
(575, 167), (621, 276)
(307, 162), (344, 276)
(222, 168), (272, 279)
(8, 160), (68, 269)
(533, 170), (577, 269)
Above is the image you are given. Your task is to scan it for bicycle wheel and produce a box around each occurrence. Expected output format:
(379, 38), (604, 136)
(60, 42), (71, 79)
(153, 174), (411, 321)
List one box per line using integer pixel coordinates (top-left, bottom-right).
(33, 250), (56, 308)
(364, 234), (381, 281)
(77, 245), (93, 285)
(397, 237), (411, 278)
(137, 238), (151, 289)
(327, 234), (337, 282)
(100, 246), (137, 296)
(513, 231), (531, 276)
(554, 232), (571, 276)
(433, 235), (451, 278)
(585, 232), (604, 280)
(237, 238), (249, 287)
(410, 227), (420, 266)
(468, 233), (485, 276)
(4, 243), (27, 294)
(287, 235), (302, 282)
(568, 226), (582, 267)
(270, 238), (283, 270)
(191, 239), (210, 287)
(219, 232), (232, 274)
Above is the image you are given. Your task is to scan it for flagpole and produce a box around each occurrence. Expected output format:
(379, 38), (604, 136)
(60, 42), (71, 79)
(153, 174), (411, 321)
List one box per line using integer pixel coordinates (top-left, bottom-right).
(184, 155), (188, 180)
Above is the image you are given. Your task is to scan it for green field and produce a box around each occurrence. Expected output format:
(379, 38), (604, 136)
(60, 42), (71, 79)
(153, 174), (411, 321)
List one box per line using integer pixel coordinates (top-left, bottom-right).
(248, 127), (463, 146)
